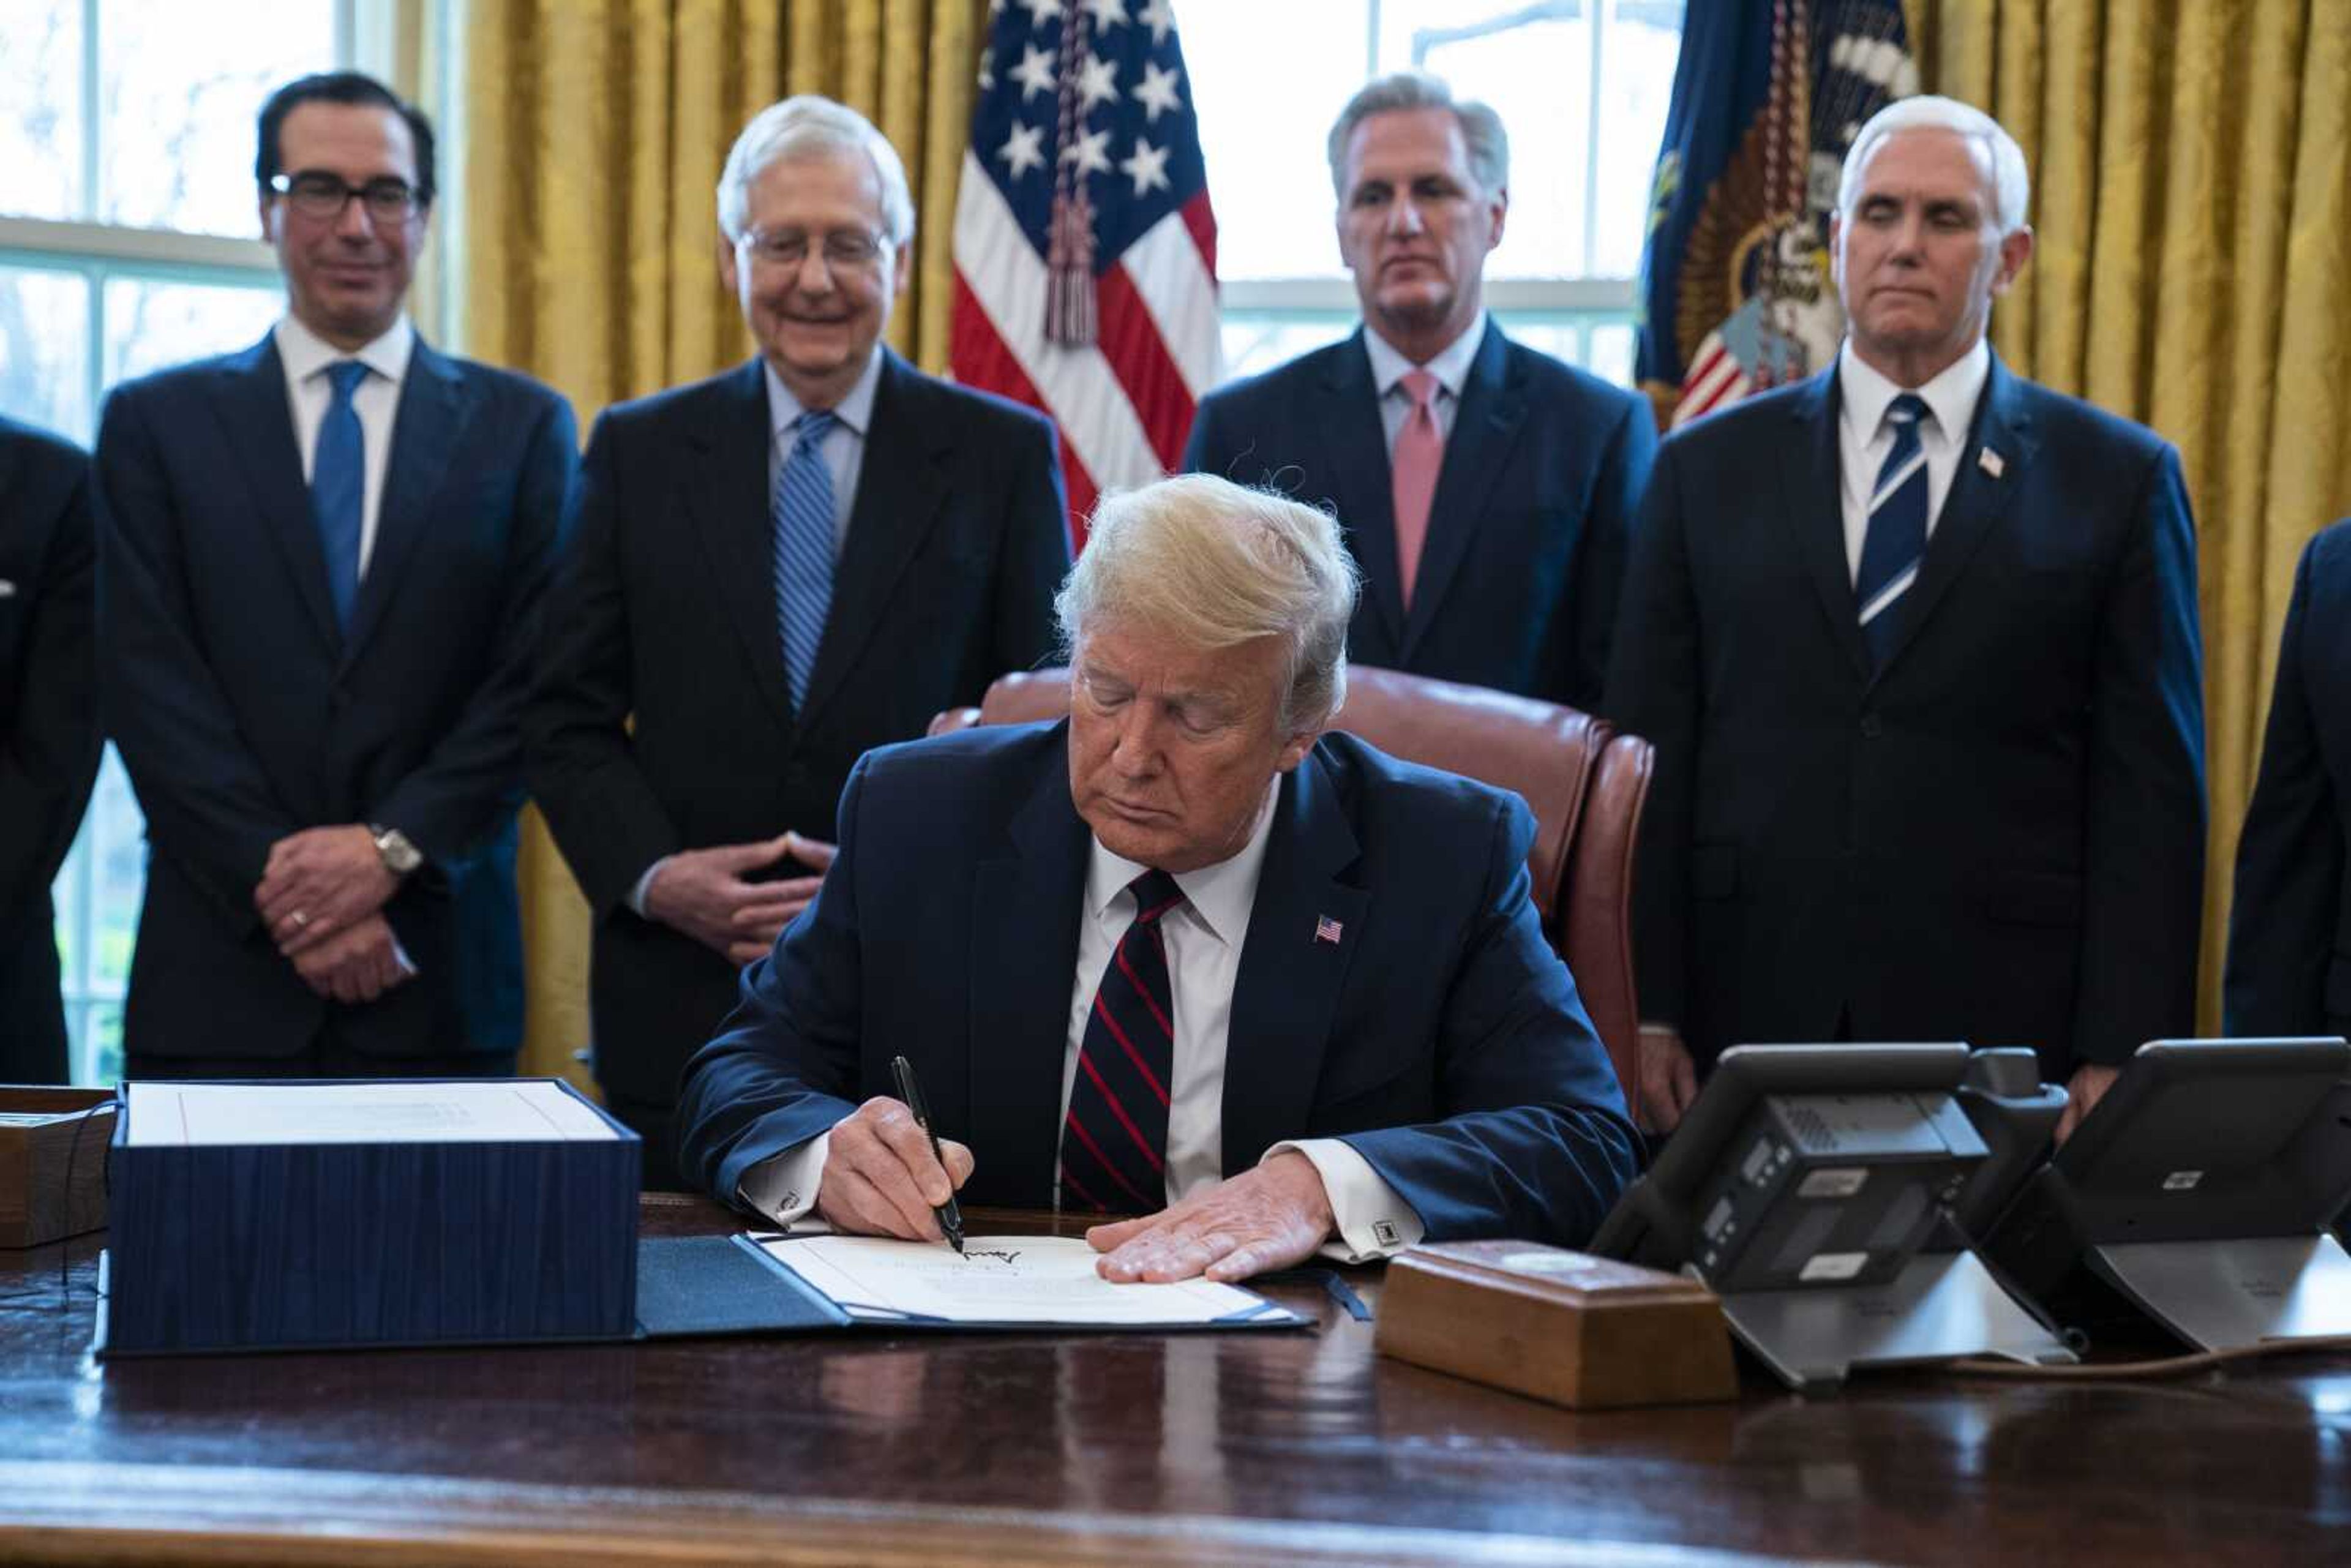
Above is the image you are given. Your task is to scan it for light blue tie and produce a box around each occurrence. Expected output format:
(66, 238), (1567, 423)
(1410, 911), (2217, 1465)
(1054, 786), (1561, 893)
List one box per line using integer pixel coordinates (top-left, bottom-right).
(1854, 392), (1930, 667)
(311, 359), (369, 629)
(774, 410), (839, 713)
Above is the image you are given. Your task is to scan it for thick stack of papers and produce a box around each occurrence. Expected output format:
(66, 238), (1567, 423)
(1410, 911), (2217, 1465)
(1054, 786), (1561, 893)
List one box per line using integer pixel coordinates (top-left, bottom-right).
(122, 1080), (625, 1146)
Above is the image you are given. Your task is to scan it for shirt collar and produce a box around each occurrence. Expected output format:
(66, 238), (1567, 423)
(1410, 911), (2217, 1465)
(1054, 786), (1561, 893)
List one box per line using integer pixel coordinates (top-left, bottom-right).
(765, 348), (884, 444)
(276, 313), (414, 388)
(1084, 777), (1281, 949)
(1837, 336), (1990, 445)
(1362, 312), (1488, 401)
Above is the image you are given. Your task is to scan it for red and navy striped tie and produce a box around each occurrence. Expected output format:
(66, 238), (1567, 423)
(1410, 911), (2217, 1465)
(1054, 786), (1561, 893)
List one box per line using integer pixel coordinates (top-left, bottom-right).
(1059, 869), (1182, 1214)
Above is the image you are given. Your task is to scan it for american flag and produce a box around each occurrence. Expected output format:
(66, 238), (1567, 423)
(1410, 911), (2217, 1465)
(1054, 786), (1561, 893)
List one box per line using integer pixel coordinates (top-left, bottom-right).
(950, 0), (1220, 546)
(1314, 915), (1343, 945)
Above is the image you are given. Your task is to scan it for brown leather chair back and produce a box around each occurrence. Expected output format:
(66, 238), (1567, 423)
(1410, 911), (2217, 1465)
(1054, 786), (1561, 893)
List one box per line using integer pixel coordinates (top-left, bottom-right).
(929, 666), (1650, 1097)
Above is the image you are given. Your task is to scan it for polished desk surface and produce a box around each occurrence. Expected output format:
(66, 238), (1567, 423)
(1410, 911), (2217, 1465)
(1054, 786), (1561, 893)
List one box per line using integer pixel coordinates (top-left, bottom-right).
(2, 1196), (2346, 1567)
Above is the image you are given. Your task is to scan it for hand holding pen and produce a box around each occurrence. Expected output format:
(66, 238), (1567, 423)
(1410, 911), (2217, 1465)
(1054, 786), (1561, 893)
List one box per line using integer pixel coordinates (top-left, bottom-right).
(891, 1055), (967, 1254)
(808, 1065), (977, 1247)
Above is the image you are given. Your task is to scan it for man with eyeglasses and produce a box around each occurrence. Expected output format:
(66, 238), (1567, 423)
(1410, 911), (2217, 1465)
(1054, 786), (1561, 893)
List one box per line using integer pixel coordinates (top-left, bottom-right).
(95, 72), (578, 1081)
(528, 96), (1069, 1188)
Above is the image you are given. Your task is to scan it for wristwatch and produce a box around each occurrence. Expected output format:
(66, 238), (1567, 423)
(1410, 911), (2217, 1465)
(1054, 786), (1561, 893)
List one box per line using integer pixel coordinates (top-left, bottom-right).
(370, 824), (424, 877)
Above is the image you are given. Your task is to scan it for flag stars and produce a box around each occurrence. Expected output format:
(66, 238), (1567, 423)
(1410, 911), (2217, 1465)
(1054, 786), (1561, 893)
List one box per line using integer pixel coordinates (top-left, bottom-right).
(1060, 126), (1114, 178)
(1131, 59), (1182, 122)
(1018, 0), (1065, 23)
(1139, 0), (1176, 43)
(1010, 42), (1056, 100)
(1076, 52), (1121, 111)
(1119, 137), (1171, 196)
(976, 48), (994, 90)
(998, 122), (1047, 179)
(1082, 0), (1130, 25)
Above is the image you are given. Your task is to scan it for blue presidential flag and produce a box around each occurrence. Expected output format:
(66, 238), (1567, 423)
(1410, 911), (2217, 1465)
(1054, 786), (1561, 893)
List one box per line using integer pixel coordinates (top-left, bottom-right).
(1635, 0), (1914, 427)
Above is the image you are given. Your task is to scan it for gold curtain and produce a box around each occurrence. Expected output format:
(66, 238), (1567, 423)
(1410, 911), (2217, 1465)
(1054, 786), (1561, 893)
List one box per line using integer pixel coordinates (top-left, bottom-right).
(456, 0), (987, 1082)
(1913, 1), (2351, 1029)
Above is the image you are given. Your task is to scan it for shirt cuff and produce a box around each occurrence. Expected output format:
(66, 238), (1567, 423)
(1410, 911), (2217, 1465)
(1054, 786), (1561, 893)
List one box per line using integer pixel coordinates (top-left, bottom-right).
(628, 855), (671, 918)
(1266, 1137), (1425, 1264)
(737, 1130), (830, 1225)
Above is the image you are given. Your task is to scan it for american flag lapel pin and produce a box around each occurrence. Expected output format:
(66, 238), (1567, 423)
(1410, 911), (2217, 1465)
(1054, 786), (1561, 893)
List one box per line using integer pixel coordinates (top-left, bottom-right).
(1978, 447), (2005, 479)
(1314, 914), (1344, 945)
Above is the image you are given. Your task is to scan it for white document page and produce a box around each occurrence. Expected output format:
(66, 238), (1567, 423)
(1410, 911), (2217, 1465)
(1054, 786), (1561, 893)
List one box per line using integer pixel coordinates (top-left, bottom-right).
(124, 1080), (621, 1147)
(756, 1234), (1294, 1326)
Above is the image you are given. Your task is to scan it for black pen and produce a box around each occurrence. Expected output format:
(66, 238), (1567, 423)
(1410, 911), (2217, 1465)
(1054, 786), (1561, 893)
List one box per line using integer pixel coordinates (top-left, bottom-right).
(890, 1054), (965, 1255)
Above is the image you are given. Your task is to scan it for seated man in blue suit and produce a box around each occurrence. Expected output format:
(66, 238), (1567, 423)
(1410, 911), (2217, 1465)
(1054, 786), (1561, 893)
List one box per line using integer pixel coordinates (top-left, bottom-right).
(2225, 518), (2351, 1036)
(678, 474), (1640, 1281)
(1182, 72), (1654, 713)
(1608, 97), (2205, 1144)
(96, 73), (577, 1077)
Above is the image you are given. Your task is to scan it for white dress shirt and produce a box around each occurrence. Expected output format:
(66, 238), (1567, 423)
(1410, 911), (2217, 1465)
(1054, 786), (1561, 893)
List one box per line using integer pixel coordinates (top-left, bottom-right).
(741, 785), (1428, 1264)
(274, 313), (414, 577)
(1835, 337), (1991, 583)
(1362, 313), (1487, 453)
(626, 349), (887, 916)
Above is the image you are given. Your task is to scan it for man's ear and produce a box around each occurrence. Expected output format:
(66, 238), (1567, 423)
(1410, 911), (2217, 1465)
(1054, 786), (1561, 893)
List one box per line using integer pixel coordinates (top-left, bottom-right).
(1992, 225), (2034, 294)
(718, 230), (740, 295)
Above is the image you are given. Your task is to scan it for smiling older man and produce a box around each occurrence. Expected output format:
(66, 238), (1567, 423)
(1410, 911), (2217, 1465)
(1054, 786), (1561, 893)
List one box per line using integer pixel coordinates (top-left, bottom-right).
(677, 473), (1638, 1283)
(529, 96), (1070, 1187)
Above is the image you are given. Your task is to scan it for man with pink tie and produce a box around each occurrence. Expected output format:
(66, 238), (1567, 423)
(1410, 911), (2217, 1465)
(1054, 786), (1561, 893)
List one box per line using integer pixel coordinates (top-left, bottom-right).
(1182, 71), (1655, 712)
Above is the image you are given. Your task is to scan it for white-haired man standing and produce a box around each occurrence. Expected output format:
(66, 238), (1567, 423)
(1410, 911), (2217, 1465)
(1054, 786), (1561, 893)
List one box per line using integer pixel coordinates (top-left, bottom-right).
(1607, 96), (2206, 1143)
(530, 96), (1071, 1185)
(677, 474), (1640, 1281)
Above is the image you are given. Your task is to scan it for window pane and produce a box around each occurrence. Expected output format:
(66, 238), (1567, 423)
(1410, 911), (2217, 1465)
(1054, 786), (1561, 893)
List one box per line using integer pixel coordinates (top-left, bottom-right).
(102, 274), (282, 386)
(0, 1), (85, 222)
(0, 264), (94, 442)
(1217, 314), (1354, 386)
(1184, 0), (1368, 282)
(77, 746), (144, 997)
(98, 0), (337, 236)
(1586, 320), (1637, 386)
(1592, 0), (1684, 279)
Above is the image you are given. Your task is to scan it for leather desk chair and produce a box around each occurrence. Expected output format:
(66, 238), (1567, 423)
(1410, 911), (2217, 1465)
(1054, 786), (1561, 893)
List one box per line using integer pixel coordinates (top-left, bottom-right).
(929, 665), (1651, 1100)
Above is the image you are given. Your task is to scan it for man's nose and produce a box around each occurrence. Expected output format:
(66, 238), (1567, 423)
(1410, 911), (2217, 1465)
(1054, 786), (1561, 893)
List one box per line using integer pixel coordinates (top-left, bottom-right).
(792, 249), (838, 293)
(333, 193), (373, 240)
(1384, 196), (1425, 237)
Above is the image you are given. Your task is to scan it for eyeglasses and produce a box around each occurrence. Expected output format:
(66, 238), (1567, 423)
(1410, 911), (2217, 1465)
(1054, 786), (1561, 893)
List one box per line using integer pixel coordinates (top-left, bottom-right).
(735, 227), (890, 272)
(269, 171), (423, 222)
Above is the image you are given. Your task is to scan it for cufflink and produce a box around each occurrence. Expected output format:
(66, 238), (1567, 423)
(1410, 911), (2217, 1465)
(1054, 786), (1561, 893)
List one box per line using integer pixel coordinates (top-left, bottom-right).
(1373, 1220), (1400, 1247)
(0, 580), (15, 599)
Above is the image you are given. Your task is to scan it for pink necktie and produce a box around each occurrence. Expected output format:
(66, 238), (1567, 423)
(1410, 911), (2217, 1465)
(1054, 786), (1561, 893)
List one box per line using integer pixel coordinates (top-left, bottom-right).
(1391, 369), (1442, 609)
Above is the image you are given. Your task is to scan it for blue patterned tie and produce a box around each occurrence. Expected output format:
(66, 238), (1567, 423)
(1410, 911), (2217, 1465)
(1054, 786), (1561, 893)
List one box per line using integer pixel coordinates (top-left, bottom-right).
(310, 359), (369, 629)
(1854, 392), (1930, 667)
(1060, 870), (1183, 1214)
(774, 410), (838, 714)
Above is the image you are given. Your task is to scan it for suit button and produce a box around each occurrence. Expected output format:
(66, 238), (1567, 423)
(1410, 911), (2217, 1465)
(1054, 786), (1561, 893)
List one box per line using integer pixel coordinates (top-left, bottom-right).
(1859, 714), (1883, 739)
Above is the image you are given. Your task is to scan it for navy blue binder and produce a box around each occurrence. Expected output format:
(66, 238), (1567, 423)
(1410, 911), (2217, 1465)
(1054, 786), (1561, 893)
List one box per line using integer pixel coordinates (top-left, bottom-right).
(101, 1079), (640, 1356)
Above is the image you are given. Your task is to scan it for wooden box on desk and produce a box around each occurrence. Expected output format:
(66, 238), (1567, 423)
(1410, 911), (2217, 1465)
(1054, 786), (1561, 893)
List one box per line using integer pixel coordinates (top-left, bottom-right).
(1375, 1240), (1738, 1409)
(101, 1078), (640, 1356)
(0, 1087), (114, 1248)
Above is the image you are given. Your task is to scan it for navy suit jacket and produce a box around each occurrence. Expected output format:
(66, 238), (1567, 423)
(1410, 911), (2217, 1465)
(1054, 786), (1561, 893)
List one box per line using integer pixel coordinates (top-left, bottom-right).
(676, 723), (1640, 1245)
(1606, 356), (2207, 1079)
(96, 333), (577, 1061)
(2225, 519), (2351, 1035)
(0, 418), (99, 1081)
(1181, 321), (1655, 711)
(527, 353), (1070, 1106)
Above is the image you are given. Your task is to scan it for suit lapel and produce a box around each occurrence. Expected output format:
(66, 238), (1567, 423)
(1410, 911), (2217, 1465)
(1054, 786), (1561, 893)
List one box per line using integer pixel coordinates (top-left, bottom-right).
(208, 336), (340, 653)
(797, 350), (948, 730)
(1777, 369), (1874, 683)
(342, 340), (472, 668)
(1220, 747), (1368, 1174)
(684, 359), (800, 738)
(967, 726), (1091, 1207)
(1319, 334), (1406, 651)
(1865, 355), (2039, 680)
(1401, 321), (1521, 661)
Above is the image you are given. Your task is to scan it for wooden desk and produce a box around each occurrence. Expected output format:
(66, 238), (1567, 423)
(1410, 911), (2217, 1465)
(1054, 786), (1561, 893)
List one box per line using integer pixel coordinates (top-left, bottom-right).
(1, 1195), (2344, 1566)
